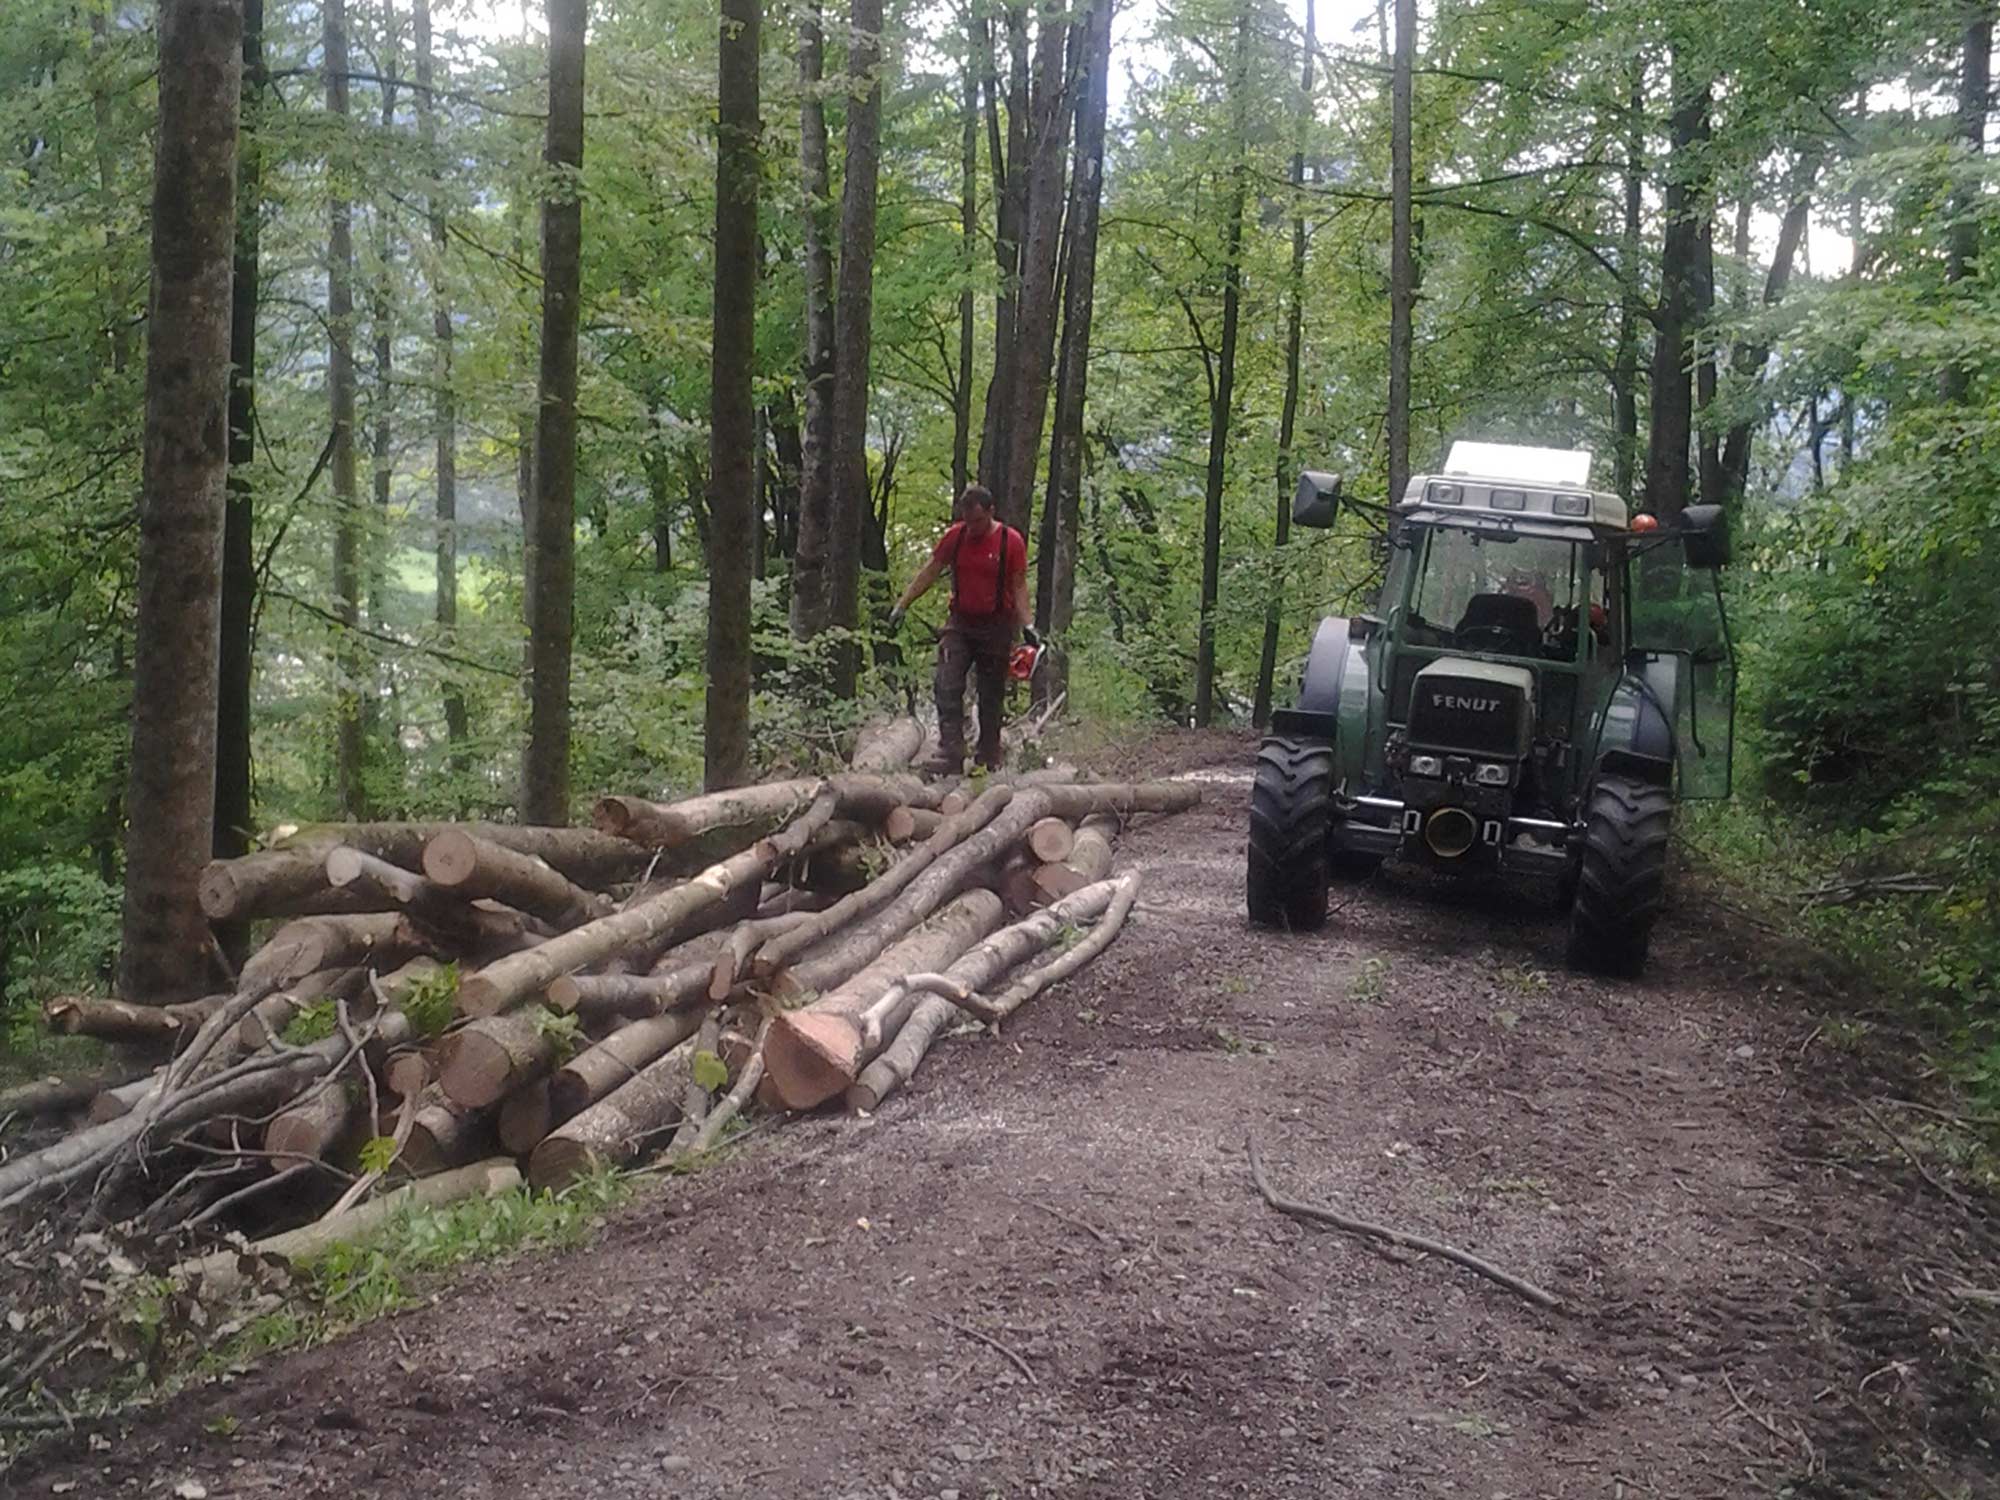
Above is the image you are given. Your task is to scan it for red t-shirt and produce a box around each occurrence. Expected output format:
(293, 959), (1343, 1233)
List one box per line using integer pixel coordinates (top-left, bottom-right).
(933, 520), (1026, 619)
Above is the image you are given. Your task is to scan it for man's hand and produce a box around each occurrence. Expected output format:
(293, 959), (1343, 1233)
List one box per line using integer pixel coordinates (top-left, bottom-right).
(887, 604), (907, 631)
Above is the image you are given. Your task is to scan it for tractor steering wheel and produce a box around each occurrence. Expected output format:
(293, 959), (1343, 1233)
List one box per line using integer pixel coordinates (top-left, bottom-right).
(1457, 624), (1531, 654)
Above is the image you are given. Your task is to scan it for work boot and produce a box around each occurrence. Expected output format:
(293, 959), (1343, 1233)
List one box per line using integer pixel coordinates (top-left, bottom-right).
(921, 747), (964, 778)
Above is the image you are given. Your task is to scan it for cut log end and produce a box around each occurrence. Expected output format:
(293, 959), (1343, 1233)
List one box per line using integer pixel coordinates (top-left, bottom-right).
(545, 975), (584, 1013)
(421, 828), (481, 888)
(1025, 817), (1075, 864)
(526, 1136), (601, 1193)
(454, 974), (506, 1018)
(497, 1080), (555, 1155)
(764, 1009), (867, 1112)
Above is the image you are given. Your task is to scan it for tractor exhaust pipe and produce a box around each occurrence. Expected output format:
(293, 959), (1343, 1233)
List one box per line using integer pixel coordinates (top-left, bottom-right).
(1424, 807), (1478, 859)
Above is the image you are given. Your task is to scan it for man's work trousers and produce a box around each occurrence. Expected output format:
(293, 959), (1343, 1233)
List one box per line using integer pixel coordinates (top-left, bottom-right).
(934, 613), (1013, 768)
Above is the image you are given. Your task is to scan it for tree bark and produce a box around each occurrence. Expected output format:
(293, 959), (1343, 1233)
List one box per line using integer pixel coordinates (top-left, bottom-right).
(1642, 58), (1711, 525)
(0, 1070), (152, 1121)
(119, 0), (242, 1003)
(592, 778), (823, 852)
(1611, 61), (1643, 505)
(764, 890), (1003, 1110)
(420, 830), (614, 929)
(849, 716), (924, 771)
(323, 847), (543, 952)
(402, 1086), (490, 1175)
(978, 2), (1030, 491)
(200, 822), (652, 922)
(826, 0), (885, 696)
(456, 791), (838, 1015)
(216, 0), (264, 877)
(1029, 809), (1114, 902)
(523, 0), (587, 823)
(548, 1011), (705, 1120)
(368, 31), (400, 633)
(996, 1), (1073, 535)
(705, 0), (760, 789)
(43, 995), (222, 1046)
(414, 0), (468, 760)
(328, 0), (366, 819)
(236, 913), (435, 996)
(955, 4), (979, 496)
(529, 1036), (704, 1189)
(1941, 7), (1993, 403)
(1719, 157), (1818, 502)
(439, 1010), (561, 1110)
(846, 877), (1121, 1112)
(1255, 0), (1314, 729)
(264, 1073), (362, 1170)
(1386, 0), (1415, 508)
(790, 0), (839, 645)
(1193, 2), (1252, 729)
(1034, 0), (1110, 708)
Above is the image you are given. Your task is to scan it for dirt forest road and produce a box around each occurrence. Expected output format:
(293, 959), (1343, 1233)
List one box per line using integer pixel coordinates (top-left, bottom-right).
(13, 733), (1999, 1499)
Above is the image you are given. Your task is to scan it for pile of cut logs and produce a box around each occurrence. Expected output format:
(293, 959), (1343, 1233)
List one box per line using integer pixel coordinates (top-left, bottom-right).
(0, 720), (1195, 1258)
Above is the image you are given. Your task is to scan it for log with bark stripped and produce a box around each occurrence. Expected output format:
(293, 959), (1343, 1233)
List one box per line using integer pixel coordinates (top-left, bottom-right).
(846, 879), (1126, 1114)
(762, 889), (1004, 1111)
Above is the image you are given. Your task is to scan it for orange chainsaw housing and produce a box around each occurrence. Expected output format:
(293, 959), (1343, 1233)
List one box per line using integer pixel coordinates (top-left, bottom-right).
(1008, 643), (1041, 682)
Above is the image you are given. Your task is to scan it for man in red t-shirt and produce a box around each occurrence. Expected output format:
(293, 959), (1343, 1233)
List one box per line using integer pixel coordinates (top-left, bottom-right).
(888, 483), (1034, 773)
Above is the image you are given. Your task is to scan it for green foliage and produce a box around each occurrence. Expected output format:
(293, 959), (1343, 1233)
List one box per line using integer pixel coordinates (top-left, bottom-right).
(356, 1135), (400, 1176)
(691, 1048), (729, 1093)
(531, 1008), (585, 1062)
(399, 963), (459, 1040)
(279, 1000), (338, 1047)
(0, 864), (120, 1043)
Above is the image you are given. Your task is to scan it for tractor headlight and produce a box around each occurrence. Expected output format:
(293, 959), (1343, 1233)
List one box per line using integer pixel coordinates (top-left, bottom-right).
(1408, 754), (1443, 777)
(1474, 762), (1512, 786)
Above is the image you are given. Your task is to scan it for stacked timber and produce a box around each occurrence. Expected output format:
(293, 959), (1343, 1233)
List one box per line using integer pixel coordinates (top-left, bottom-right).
(2, 717), (1190, 1262)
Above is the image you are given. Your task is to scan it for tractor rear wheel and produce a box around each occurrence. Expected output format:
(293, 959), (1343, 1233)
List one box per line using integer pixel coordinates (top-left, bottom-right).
(1247, 735), (1333, 931)
(1565, 774), (1673, 976)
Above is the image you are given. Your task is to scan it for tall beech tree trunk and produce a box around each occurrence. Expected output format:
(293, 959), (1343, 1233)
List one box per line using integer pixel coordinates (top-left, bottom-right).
(1254, 0), (1315, 730)
(1696, 215), (1722, 507)
(1643, 59), (1711, 525)
(978, 3), (1029, 491)
(706, 0), (760, 789)
(954, 3), (978, 497)
(217, 0), (264, 871)
(1034, 0), (1111, 709)
(790, 0), (838, 644)
(120, 0), (242, 1003)
(370, 42), (399, 631)
(827, 0), (883, 697)
(1611, 63), (1642, 504)
(1192, 2), (1251, 729)
(1386, 0), (1414, 506)
(1942, 6), (1993, 404)
(1719, 156), (1817, 503)
(997, 3), (1072, 535)
(414, 0), (467, 760)
(523, 0), (586, 822)
(328, 0), (365, 818)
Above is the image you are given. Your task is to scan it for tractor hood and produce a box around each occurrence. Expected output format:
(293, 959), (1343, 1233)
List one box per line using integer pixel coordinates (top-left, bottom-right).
(1406, 657), (1537, 759)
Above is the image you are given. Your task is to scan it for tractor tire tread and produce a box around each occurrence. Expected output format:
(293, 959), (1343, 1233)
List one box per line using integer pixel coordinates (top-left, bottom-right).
(1566, 774), (1673, 977)
(1247, 735), (1334, 931)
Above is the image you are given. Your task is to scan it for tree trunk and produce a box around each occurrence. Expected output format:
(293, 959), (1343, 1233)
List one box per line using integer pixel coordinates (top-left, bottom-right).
(1942, 8), (1993, 404)
(997, 3), (1073, 535)
(43, 995), (222, 1046)
(236, 912), (435, 996)
(954, 6), (979, 496)
(978, 2), (1030, 492)
(414, 0), (468, 761)
(1254, 0), (1314, 729)
(369, 40), (399, 631)
(705, 0), (760, 790)
(1611, 62), (1643, 505)
(790, 0), (839, 645)
(1642, 59), (1711, 525)
(764, 890), (1002, 1110)
(328, 0), (366, 820)
(1386, 0), (1415, 509)
(826, 0), (884, 696)
(592, 777), (823, 852)
(548, 1011), (705, 1120)
(119, 0), (242, 1004)
(529, 1035), (705, 1189)
(523, 0), (587, 823)
(1719, 158), (1817, 502)
(1695, 215), (1722, 507)
(1034, 0), (1110, 708)
(217, 0), (264, 878)
(1193, 2), (1252, 730)
(265, 1074), (362, 1170)
(402, 1086), (490, 1174)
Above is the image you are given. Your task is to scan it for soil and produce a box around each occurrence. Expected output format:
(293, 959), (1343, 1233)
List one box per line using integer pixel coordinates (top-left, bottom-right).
(8, 730), (1998, 1498)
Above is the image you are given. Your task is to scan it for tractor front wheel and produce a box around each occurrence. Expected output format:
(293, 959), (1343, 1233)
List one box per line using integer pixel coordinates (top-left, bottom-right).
(1247, 735), (1334, 931)
(1565, 774), (1673, 976)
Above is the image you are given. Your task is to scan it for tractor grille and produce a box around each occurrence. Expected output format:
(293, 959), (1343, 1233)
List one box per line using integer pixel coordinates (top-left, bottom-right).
(1392, 656), (1578, 745)
(1406, 673), (1531, 756)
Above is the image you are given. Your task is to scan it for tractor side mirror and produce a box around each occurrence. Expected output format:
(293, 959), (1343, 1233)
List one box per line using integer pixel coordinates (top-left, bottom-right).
(1293, 470), (1343, 529)
(1679, 503), (1731, 568)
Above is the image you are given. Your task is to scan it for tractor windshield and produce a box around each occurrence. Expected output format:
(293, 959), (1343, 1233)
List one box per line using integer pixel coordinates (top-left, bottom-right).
(1403, 525), (1591, 663)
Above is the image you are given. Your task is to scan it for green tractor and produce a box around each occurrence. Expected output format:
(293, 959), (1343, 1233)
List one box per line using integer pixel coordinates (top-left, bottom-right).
(1247, 442), (1735, 975)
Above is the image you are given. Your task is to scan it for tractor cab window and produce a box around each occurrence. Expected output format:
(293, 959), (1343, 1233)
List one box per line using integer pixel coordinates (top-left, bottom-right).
(1404, 525), (1586, 663)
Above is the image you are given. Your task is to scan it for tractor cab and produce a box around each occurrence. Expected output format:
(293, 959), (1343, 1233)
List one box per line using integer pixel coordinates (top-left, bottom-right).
(1250, 443), (1735, 976)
